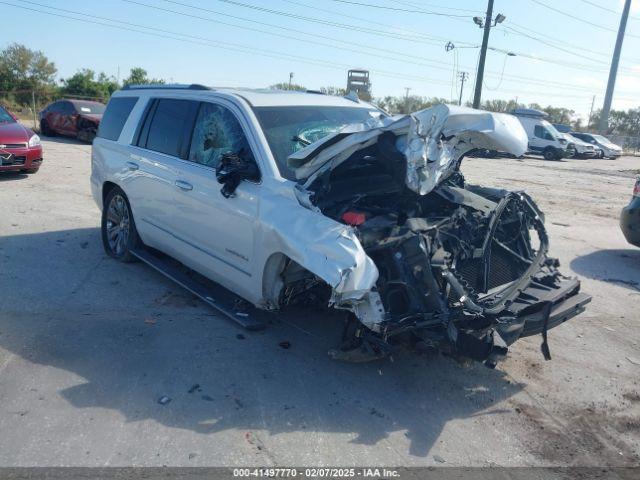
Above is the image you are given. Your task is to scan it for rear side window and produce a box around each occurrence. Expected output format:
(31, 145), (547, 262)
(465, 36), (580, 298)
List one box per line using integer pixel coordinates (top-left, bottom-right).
(98, 97), (138, 141)
(142, 99), (198, 158)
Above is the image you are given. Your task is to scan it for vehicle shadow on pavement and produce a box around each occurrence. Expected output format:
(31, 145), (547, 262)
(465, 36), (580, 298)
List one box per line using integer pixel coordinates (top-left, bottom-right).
(0, 171), (29, 181)
(0, 227), (525, 460)
(39, 134), (89, 145)
(570, 249), (640, 292)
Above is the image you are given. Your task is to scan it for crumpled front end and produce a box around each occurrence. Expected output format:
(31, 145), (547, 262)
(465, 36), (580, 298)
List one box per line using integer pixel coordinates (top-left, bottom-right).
(292, 104), (528, 197)
(286, 104), (589, 365)
(401, 105), (527, 195)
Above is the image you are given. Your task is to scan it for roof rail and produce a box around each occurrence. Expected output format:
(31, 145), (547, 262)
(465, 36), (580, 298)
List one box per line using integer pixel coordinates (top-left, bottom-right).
(121, 83), (212, 91)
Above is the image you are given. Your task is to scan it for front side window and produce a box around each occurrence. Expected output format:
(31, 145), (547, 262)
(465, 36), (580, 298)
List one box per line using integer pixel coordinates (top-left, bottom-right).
(534, 124), (555, 141)
(534, 125), (544, 139)
(188, 102), (251, 169)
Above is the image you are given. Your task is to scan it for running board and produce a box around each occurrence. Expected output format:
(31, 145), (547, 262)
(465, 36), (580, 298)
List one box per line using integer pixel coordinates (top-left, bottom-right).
(131, 248), (268, 331)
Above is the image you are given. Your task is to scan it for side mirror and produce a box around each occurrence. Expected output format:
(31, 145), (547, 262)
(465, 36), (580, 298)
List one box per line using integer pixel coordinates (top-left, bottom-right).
(216, 150), (260, 198)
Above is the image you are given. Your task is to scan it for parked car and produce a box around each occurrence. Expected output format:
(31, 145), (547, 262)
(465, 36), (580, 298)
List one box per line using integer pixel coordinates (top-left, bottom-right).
(559, 132), (596, 158)
(511, 109), (571, 160)
(620, 176), (640, 247)
(91, 85), (590, 365)
(39, 99), (105, 142)
(570, 132), (623, 159)
(0, 104), (43, 174)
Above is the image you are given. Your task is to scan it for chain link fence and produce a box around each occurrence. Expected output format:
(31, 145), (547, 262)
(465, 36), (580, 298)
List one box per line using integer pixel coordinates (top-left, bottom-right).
(607, 135), (640, 156)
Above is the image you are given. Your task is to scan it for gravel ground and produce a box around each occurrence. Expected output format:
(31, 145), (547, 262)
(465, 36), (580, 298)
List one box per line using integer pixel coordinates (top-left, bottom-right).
(0, 137), (638, 467)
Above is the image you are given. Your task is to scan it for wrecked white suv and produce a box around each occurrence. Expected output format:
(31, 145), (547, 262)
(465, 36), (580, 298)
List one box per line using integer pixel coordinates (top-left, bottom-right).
(91, 85), (590, 366)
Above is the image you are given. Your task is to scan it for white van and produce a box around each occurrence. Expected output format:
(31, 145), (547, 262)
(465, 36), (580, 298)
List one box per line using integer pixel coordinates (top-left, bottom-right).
(511, 109), (571, 160)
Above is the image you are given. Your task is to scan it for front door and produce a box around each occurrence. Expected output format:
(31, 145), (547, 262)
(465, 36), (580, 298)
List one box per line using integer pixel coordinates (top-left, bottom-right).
(529, 124), (555, 153)
(168, 101), (259, 298)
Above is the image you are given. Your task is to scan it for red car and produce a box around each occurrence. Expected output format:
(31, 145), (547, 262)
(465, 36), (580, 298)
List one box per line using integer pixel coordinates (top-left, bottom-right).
(39, 99), (105, 142)
(0, 104), (43, 174)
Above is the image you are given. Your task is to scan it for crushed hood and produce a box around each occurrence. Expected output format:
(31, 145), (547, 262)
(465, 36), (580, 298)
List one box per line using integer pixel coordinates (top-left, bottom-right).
(289, 104), (528, 196)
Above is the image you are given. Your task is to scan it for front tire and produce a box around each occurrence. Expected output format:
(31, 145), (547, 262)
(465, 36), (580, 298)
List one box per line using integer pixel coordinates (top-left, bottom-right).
(101, 187), (140, 263)
(597, 149), (604, 159)
(543, 148), (556, 161)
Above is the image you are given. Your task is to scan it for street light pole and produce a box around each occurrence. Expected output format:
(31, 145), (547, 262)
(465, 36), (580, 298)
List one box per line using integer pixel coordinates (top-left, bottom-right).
(598, 0), (632, 133)
(472, 0), (494, 109)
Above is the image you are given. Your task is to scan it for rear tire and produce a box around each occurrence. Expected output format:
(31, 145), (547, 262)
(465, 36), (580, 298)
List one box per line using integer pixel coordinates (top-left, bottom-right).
(101, 186), (141, 263)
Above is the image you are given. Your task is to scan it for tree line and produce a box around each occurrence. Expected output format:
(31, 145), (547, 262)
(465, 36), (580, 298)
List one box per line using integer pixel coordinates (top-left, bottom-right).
(0, 43), (164, 111)
(1, 43), (638, 136)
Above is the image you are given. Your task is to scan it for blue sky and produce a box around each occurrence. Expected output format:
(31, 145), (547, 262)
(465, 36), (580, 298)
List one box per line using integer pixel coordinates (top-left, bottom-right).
(3, 0), (639, 121)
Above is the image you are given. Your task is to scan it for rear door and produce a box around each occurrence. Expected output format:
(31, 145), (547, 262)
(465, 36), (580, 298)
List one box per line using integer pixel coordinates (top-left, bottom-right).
(124, 97), (200, 257)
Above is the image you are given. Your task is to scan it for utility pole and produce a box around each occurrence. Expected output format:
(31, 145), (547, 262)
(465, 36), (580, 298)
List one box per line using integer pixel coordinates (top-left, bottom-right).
(599, 0), (631, 133)
(472, 1), (506, 109)
(288, 72), (294, 89)
(458, 72), (469, 106)
(587, 95), (595, 129)
(404, 87), (412, 114)
(31, 90), (37, 132)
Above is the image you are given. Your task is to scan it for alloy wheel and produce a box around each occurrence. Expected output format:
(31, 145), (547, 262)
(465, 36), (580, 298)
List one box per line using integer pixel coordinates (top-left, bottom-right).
(105, 194), (131, 256)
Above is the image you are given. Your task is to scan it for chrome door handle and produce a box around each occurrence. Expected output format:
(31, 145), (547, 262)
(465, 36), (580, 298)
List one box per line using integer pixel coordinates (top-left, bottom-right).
(174, 180), (193, 191)
(125, 161), (139, 171)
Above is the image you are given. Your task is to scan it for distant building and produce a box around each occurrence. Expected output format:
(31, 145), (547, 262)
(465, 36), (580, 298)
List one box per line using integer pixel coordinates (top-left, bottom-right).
(347, 69), (371, 100)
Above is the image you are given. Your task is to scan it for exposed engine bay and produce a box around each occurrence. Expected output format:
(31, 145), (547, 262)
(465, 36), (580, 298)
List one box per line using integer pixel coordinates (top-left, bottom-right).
(282, 107), (591, 366)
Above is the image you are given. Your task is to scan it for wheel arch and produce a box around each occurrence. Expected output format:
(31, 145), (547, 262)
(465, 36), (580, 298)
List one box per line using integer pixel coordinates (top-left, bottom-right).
(102, 181), (121, 209)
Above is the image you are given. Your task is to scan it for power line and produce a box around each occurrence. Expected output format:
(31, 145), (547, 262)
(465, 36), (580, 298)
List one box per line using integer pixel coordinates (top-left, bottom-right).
(500, 25), (610, 65)
(164, 0), (460, 46)
(530, 0), (640, 39)
(392, 0), (482, 15)
(155, 0), (623, 91)
(124, 0), (454, 67)
(506, 21), (640, 64)
(1, 0), (453, 86)
(173, 0), (639, 78)
(5, 0), (637, 102)
(280, 0), (476, 45)
(12, 0), (613, 95)
(152, 0), (631, 94)
(577, 0), (640, 20)
(328, 0), (470, 18)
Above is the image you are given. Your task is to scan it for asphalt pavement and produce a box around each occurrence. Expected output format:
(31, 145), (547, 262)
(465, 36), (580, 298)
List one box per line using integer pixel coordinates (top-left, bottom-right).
(0, 137), (638, 466)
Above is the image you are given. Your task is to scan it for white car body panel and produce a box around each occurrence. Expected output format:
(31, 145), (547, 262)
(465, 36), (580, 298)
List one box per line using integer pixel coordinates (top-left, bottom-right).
(91, 89), (527, 325)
